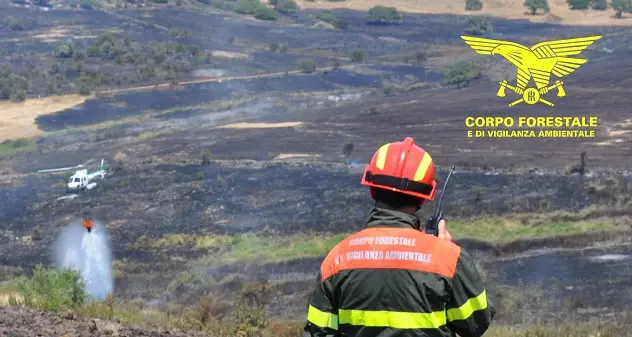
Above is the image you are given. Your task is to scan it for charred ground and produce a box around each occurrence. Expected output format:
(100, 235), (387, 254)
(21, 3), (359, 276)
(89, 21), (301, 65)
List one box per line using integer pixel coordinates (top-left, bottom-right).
(2, 0), (632, 335)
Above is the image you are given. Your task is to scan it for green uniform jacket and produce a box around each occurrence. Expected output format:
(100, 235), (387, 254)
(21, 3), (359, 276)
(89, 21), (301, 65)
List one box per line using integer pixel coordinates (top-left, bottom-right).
(302, 207), (496, 337)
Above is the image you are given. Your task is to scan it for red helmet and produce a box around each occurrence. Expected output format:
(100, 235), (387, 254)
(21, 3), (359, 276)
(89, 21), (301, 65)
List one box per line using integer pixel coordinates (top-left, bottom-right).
(361, 137), (437, 201)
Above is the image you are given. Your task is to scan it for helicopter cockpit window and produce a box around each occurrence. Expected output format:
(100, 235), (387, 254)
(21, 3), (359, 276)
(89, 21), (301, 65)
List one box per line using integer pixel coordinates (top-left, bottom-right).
(73, 178), (80, 182)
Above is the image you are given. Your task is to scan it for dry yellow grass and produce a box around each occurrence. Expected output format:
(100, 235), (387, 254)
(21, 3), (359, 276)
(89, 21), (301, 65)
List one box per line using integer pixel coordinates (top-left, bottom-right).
(0, 292), (23, 306)
(297, 0), (632, 26)
(273, 153), (320, 159)
(215, 122), (304, 129)
(210, 50), (252, 60)
(0, 95), (87, 141)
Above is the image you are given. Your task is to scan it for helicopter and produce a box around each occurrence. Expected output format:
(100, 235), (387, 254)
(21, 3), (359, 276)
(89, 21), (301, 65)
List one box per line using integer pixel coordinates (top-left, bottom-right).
(37, 158), (107, 192)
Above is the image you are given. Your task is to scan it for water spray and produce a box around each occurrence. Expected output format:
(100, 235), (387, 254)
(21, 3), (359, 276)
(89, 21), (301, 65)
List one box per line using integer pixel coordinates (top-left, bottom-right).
(52, 218), (114, 300)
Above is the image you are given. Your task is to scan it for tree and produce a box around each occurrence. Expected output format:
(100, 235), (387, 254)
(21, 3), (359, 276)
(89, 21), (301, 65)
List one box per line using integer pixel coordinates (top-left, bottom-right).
(567, 0), (591, 9)
(465, 0), (483, 10)
(444, 61), (482, 89)
(342, 142), (354, 161)
(612, 0), (632, 17)
(54, 42), (74, 58)
(298, 58), (316, 73)
(367, 6), (403, 25)
(465, 16), (493, 35)
(524, 0), (549, 14)
(592, 0), (607, 10)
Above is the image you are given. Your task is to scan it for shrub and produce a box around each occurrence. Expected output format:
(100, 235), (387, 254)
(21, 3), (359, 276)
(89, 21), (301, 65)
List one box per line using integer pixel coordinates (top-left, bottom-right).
(567, 0), (591, 9)
(382, 83), (395, 96)
(9, 89), (26, 102)
(275, 0), (298, 14)
(298, 58), (316, 73)
(414, 51), (428, 65)
(465, 0), (483, 10)
(80, 0), (97, 9)
(79, 84), (91, 96)
(168, 28), (181, 37)
(269, 43), (279, 52)
(0, 70), (30, 102)
(14, 265), (87, 312)
(367, 5), (403, 25)
(315, 11), (348, 29)
(465, 16), (493, 35)
(444, 61), (482, 89)
(8, 19), (25, 31)
(315, 11), (336, 23)
(201, 149), (212, 166)
(254, 6), (279, 20)
(234, 0), (262, 14)
(524, 0), (549, 14)
(332, 58), (341, 69)
(349, 50), (365, 62)
(334, 19), (348, 29)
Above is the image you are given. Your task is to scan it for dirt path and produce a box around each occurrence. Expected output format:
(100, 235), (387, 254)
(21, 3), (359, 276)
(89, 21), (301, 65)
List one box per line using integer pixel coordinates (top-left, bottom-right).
(99, 62), (371, 95)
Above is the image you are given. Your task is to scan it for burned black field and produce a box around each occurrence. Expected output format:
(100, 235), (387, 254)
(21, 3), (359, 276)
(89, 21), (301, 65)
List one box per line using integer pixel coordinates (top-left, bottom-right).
(2, 0), (632, 329)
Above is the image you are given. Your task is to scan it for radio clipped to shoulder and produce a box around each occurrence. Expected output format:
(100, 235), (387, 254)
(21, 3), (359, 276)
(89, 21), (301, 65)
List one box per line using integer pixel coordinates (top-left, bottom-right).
(424, 165), (455, 236)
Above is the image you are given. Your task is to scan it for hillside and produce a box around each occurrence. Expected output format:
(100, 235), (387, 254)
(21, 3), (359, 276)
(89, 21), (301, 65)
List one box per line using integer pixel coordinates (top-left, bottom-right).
(298, 0), (632, 25)
(1, 0), (632, 335)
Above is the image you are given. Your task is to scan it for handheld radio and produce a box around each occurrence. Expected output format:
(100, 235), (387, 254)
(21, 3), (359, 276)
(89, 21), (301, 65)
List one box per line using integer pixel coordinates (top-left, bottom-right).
(424, 165), (455, 236)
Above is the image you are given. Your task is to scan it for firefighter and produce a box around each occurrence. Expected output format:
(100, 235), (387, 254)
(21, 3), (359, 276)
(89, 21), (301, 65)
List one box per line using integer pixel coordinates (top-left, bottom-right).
(302, 137), (495, 337)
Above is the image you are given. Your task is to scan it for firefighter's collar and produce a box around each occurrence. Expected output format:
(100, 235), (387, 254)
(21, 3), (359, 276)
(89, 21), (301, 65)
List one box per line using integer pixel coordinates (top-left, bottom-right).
(364, 207), (419, 229)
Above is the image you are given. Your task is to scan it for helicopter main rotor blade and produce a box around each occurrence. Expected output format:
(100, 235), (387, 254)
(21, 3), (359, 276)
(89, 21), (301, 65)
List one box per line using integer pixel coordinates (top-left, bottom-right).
(80, 158), (96, 167)
(37, 165), (82, 173)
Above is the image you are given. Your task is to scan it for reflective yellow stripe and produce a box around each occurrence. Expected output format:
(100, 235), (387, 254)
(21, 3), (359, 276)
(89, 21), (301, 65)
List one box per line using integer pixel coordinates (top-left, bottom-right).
(375, 144), (390, 170)
(338, 309), (447, 329)
(307, 305), (339, 329)
(446, 290), (488, 322)
(413, 152), (432, 181)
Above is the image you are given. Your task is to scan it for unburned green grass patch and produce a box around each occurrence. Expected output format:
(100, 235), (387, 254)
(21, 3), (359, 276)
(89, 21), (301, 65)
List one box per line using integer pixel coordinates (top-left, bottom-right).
(448, 215), (626, 243)
(130, 213), (624, 266)
(0, 138), (37, 157)
(131, 232), (349, 265)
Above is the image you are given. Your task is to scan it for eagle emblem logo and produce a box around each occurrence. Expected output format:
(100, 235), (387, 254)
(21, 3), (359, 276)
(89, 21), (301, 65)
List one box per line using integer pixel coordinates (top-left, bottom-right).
(461, 35), (602, 107)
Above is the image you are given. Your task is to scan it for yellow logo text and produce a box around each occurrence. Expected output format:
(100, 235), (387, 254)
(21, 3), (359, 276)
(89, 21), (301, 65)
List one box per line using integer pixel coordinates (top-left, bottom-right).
(465, 116), (599, 138)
